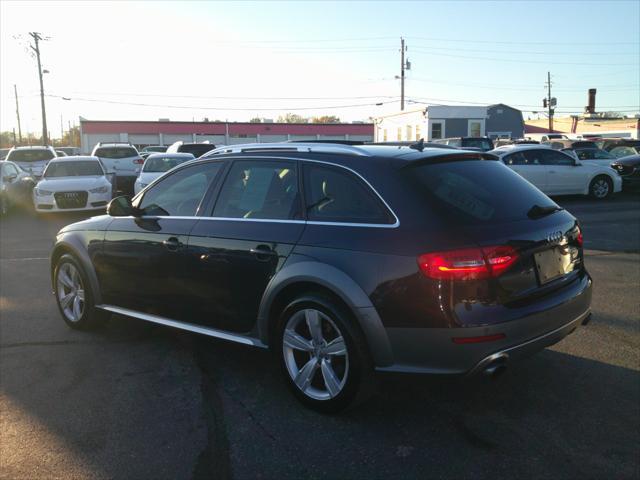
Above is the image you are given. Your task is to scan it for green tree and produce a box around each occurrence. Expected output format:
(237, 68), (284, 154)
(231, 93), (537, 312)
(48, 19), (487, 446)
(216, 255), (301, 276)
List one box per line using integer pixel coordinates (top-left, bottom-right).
(249, 117), (263, 123)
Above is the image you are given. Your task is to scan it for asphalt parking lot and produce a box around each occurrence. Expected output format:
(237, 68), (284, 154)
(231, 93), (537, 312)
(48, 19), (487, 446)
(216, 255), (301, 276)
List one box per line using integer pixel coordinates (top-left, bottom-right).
(1, 193), (638, 480)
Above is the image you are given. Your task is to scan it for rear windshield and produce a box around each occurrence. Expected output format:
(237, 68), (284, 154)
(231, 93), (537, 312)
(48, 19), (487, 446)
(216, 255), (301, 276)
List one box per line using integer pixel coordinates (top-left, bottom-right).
(143, 146), (167, 153)
(7, 149), (55, 162)
(178, 144), (215, 157)
(143, 156), (191, 173)
(462, 138), (493, 150)
(94, 147), (138, 159)
(404, 160), (557, 224)
(44, 161), (104, 177)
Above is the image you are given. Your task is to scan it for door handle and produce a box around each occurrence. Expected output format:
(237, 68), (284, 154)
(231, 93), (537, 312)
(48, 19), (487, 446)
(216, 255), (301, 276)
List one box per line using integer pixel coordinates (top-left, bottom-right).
(163, 237), (183, 251)
(250, 245), (277, 261)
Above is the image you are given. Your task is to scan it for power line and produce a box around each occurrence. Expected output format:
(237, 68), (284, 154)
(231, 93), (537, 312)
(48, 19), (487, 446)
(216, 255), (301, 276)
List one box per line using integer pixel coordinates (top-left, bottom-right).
(410, 45), (639, 56)
(58, 92), (401, 101)
(46, 94), (399, 111)
(406, 35), (640, 46)
(409, 50), (638, 66)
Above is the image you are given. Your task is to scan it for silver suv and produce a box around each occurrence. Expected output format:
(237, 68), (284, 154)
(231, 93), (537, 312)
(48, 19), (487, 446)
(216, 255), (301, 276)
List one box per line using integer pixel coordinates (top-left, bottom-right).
(91, 142), (143, 194)
(5, 145), (57, 178)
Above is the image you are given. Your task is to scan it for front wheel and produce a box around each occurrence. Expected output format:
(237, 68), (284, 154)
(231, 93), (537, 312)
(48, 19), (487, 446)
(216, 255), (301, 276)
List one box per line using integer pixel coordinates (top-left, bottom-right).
(589, 175), (613, 199)
(276, 293), (373, 413)
(54, 254), (107, 330)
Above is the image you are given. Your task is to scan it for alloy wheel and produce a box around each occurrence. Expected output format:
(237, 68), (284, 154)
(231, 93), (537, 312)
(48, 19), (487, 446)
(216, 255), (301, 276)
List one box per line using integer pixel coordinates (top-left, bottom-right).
(592, 179), (610, 198)
(56, 262), (85, 323)
(282, 308), (349, 401)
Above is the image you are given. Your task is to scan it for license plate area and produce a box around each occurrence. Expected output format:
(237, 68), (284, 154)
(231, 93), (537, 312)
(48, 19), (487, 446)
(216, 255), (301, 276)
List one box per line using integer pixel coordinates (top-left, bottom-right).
(534, 246), (577, 285)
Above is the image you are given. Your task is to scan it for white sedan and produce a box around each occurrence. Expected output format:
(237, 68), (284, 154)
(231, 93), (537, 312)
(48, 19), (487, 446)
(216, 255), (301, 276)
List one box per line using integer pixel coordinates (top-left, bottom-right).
(134, 152), (195, 195)
(490, 145), (622, 199)
(33, 156), (113, 213)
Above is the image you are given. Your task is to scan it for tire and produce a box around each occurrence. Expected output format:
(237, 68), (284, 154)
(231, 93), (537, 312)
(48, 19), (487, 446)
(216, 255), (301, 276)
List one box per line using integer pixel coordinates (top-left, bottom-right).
(53, 254), (108, 330)
(275, 292), (374, 413)
(0, 195), (8, 217)
(589, 175), (613, 200)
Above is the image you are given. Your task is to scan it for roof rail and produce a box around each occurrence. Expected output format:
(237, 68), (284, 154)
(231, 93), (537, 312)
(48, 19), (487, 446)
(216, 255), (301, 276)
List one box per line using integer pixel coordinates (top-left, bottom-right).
(204, 142), (371, 157)
(95, 141), (132, 146)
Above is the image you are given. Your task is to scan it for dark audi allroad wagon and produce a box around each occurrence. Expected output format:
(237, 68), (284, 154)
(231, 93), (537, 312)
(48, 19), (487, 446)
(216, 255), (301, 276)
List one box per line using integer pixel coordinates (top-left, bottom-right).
(50, 143), (592, 412)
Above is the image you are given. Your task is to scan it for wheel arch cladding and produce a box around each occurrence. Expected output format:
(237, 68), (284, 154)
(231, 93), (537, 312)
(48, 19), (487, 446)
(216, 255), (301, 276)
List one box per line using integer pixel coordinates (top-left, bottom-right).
(257, 261), (394, 367)
(51, 235), (102, 305)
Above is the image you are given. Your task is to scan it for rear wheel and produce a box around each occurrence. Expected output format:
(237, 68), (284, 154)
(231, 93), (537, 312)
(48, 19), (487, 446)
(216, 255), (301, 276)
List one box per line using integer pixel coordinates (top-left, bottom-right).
(54, 254), (107, 330)
(589, 175), (613, 199)
(276, 293), (373, 413)
(0, 195), (8, 217)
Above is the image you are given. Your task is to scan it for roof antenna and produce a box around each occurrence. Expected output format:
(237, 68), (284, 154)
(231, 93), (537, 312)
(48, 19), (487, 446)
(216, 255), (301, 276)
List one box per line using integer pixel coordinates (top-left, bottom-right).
(409, 138), (424, 152)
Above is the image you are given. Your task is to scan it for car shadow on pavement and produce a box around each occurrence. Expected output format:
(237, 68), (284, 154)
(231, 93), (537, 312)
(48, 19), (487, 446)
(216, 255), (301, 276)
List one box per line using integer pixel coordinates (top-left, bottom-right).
(191, 330), (640, 480)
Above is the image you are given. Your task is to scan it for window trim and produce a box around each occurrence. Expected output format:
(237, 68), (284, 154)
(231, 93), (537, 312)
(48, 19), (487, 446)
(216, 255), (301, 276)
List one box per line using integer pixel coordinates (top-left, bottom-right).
(301, 160), (396, 226)
(130, 156), (400, 229)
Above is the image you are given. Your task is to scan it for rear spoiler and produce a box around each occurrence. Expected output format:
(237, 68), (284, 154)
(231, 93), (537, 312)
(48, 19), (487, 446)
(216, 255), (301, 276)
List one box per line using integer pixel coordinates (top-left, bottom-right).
(401, 151), (499, 169)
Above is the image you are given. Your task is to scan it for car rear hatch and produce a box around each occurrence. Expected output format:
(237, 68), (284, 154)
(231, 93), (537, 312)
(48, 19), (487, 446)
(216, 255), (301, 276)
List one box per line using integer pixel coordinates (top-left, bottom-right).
(94, 147), (143, 175)
(403, 156), (586, 326)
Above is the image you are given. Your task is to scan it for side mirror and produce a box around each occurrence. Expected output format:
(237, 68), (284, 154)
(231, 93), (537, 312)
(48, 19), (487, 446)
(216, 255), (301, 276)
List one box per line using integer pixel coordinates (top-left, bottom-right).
(107, 195), (138, 217)
(2, 174), (17, 182)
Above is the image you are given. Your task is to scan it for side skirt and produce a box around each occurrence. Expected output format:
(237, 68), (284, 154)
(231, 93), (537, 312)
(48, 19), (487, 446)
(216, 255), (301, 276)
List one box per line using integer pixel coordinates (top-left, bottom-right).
(96, 305), (267, 348)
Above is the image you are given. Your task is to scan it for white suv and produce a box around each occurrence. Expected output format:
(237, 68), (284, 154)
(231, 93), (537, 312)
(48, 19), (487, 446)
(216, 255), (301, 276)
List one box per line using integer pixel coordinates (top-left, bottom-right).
(91, 142), (143, 194)
(490, 144), (622, 199)
(5, 145), (57, 178)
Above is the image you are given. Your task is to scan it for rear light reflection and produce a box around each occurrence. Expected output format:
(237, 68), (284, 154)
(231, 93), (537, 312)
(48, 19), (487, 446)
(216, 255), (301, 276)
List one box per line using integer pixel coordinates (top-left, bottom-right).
(452, 333), (506, 344)
(576, 228), (583, 247)
(417, 246), (518, 281)
(133, 158), (144, 164)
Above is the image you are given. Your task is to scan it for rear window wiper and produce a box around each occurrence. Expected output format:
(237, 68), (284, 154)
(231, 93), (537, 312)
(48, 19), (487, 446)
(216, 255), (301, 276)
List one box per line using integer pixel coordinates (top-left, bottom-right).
(527, 204), (564, 219)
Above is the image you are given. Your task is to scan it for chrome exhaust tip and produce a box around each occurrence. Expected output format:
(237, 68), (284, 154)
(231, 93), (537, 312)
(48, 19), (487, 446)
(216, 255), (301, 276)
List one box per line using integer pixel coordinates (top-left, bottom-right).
(483, 354), (508, 378)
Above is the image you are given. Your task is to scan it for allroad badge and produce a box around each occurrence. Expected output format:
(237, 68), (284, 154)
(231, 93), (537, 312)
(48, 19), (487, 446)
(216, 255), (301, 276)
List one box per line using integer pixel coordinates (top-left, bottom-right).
(546, 230), (563, 243)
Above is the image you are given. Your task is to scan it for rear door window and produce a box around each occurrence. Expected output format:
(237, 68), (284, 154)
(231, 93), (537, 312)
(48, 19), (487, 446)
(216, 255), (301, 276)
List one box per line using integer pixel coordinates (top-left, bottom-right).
(303, 163), (394, 225)
(213, 160), (301, 220)
(404, 160), (556, 224)
(539, 150), (574, 166)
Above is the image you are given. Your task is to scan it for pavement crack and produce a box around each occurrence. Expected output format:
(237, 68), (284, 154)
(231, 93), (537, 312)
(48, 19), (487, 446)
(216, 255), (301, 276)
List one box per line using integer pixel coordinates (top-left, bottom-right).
(192, 340), (233, 480)
(220, 386), (276, 442)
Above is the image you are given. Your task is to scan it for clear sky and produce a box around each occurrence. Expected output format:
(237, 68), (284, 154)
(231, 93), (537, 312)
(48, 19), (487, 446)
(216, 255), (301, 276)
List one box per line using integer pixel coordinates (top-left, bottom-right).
(1, 0), (638, 136)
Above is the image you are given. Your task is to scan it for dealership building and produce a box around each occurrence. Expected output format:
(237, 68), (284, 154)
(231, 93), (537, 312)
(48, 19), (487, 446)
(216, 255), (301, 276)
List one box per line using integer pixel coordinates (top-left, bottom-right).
(79, 119), (374, 153)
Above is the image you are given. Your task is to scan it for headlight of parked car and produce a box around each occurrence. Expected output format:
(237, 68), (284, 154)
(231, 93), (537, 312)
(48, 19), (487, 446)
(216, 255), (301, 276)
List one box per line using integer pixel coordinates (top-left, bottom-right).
(89, 186), (109, 194)
(35, 188), (53, 196)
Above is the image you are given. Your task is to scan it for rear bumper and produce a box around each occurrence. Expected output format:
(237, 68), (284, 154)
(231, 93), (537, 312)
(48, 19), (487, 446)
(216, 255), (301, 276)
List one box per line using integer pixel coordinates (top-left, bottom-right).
(376, 273), (592, 375)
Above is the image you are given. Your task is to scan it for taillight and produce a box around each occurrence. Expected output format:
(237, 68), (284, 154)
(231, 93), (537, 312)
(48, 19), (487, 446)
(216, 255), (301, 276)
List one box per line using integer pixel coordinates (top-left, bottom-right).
(576, 227), (583, 248)
(133, 158), (144, 164)
(417, 246), (518, 281)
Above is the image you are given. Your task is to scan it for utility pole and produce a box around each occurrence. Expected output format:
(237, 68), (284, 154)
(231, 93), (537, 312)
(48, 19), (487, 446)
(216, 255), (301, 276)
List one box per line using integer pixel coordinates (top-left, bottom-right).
(68, 120), (72, 146)
(400, 37), (406, 111)
(544, 71), (555, 132)
(14, 85), (22, 144)
(29, 32), (48, 145)
(60, 114), (63, 145)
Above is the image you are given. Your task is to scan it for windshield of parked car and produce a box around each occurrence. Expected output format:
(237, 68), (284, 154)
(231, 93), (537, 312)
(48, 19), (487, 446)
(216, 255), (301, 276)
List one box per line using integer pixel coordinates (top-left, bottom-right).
(178, 144), (215, 157)
(404, 160), (557, 224)
(44, 161), (104, 177)
(7, 149), (55, 162)
(143, 156), (192, 173)
(94, 147), (138, 159)
(463, 138), (493, 151)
